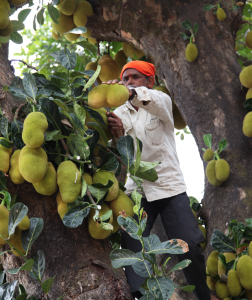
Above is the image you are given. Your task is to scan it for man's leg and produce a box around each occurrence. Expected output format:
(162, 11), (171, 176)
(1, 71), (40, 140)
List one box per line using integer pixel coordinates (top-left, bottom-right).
(120, 197), (159, 298)
(158, 192), (211, 300)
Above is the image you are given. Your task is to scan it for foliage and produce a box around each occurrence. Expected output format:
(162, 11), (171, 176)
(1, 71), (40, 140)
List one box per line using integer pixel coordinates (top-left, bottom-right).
(202, 134), (227, 160)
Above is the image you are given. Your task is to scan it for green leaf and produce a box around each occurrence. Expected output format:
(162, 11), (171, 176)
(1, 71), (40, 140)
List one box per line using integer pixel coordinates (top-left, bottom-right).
(100, 221), (113, 231)
(10, 31), (23, 44)
(75, 41), (97, 54)
(99, 153), (119, 172)
(1, 280), (18, 300)
(168, 259), (191, 273)
(132, 161), (160, 173)
(87, 184), (108, 202)
(0, 116), (9, 138)
(147, 276), (174, 300)
(87, 122), (108, 145)
(243, 98), (252, 112)
(131, 188), (142, 209)
(41, 98), (62, 131)
(218, 138), (227, 153)
(85, 106), (105, 127)
(133, 168), (158, 182)
(18, 9), (32, 22)
(181, 20), (192, 30)
(28, 250), (45, 280)
(50, 72), (68, 90)
(11, 21), (25, 32)
(203, 134), (212, 149)
(7, 259), (34, 274)
(0, 270), (5, 285)
(59, 48), (77, 70)
(8, 83), (29, 100)
(84, 65), (101, 90)
(65, 26), (87, 34)
(74, 102), (86, 129)
(45, 130), (60, 142)
(1, 191), (12, 210)
(53, 99), (69, 112)
(18, 284), (26, 295)
(117, 215), (140, 240)
(110, 249), (140, 268)
(146, 239), (189, 255)
(15, 293), (28, 300)
(139, 293), (155, 300)
(63, 204), (90, 228)
(117, 135), (134, 169)
(0, 138), (12, 148)
(179, 32), (190, 41)
(48, 4), (60, 24)
(11, 119), (25, 149)
(37, 8), (45, 25)
(22, 73), (38, 100)
(57, 295), (66, 300)
(8, 203), (28, 236)
(0, 171), (7, 191)
(68, 133), (90, 159)
(203, 4), (216, 11)
(194, 23), (199, 35)
(134, 137), (142, 175)
(0, 36), (10, 43)
(143, 234), (161, 252)
(210, 229), (236, 252)
(21, 218), (44, 254)
(41, 275), (56, 294)
(81, 176), (87, 198)
(174, 285), (195, 292)
(180, 133), (184, 140)
(100, 210), (112, 222)
(132, 252), (153, 278)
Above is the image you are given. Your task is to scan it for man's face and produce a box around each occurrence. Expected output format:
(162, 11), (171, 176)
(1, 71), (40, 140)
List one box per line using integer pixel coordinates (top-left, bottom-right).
(122, 68), (153, 89)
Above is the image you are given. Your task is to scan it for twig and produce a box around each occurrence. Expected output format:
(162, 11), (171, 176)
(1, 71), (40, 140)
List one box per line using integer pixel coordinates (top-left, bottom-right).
(87, 189), (96, 205)
(60, 138), (70, 156)
(14, 103), (26, 120)
(10, 59), (38, 71)
(97, 143), (125, 166)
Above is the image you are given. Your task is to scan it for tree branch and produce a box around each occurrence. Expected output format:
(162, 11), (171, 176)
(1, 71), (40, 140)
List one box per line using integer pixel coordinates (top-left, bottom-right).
(97, 143), (125, 166)
(10, 59), (38, 71)
(14, 103), (26, 120)
(60, 138), (70, 156)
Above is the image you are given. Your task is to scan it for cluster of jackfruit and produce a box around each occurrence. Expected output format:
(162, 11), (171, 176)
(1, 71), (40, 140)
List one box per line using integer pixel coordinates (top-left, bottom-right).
(205, 158), (230, 186)
(0, 0), (12, 38)
(206, 244), (252, 300)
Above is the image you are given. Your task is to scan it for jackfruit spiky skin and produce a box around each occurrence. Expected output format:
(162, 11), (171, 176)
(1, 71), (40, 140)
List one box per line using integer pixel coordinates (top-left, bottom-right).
(243, 112), (252, 137)
(206, 160), (223, 186)
(57, 161), (81, 203)
(246, 88), (252, 100)
(111, 217), (120, 233)
(215, 281), (230, 300)
(122, 42), (145, 59)
(9, 0), (27, 5)
(0, 138), (13, 173)
(249, 241), (252, 258)
(88, 37), (96, 45)
(217, 8), (226, 21)
(240, 65), (252, 88)
(17, 215), (30, 231)
(246, 31), (252, 49)
(88, 203), (113, 239)
(173, 104), (187, 130)
(73, 1), (88, 27)
(0, 205), (9, 244)
(88, 84), (109, 109)
(93, 170), (119, 202)
(199, 225), (206, 250)
(0, 22), (13, 37)
(52, 11), (75, 36)
(56, 192), (68, 220)
(33, 162), (58, 196)
(218, 252), (236, 277)
(114, 50), (127, 72)
(206, 267), (216, 290)
(65, 32), (80, 42)
(215, 159), (230, 182)
(10, 227), (26, 257)
(81, 28), (91, 38)
(19, 146), (48, 183)
(207, 250), (219, 277)
(98, 56), (120, 82)
(83, 173), (92, 185)
(106, 84), (129, 108)
(203, 149), (214, 162)
(61, 0), (76, 16)
(185, 43), (198, 62)
(245, 289), (252, 300)
(236, 255), (252, 290)
(22, 112), (48, 148)
(227, 269), (242, 297)
(109, 190), (134, 219)
(0, 1), (10, 29)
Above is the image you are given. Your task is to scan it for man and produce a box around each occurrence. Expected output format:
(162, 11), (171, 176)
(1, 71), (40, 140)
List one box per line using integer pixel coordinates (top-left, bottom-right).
(104, 61), (217, 300)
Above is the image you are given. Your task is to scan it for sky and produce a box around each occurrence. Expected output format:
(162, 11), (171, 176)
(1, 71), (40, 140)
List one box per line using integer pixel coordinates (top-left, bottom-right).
(8, 4), (205, 202)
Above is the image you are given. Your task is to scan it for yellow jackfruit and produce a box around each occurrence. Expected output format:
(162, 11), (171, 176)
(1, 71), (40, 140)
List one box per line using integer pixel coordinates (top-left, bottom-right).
(207, 250), (219, 277)
(122, 42), (145, 59)
(33, 162), (57, 196)
(65, 32), (80, 42)
(22, 112), (48, 148)
(109, 190), (134, 219)
(52, 11), (75, 36)
(173, 104), (187, 130)
(10, 227), (25, 257)
(246, 88), (252, 100)
(88, 203), (113, 239)
(73, 1), (88, 27)
(245, 289), (252, 300)
(0, 205), (9, 244)
(0, 1), (10, 29)
(206, 267), (216, 290)
(199, 225), (206, 250)
(81, 28), (92, 38)
(0, 138), (13, 173)
(236, 255), (252, 290)
(57, 160), (81, 203)
(240, 65), (252, 88)
(0, 22), (13, 37)
(227, 269), (242, 297)
(217, 8), (226, 21)
(185, 43), (198, 62)
(56, 192), (68, 220)
(61, 0), (76, 16)
(246, 31), (252, 49)
(243, 112), (252, 137)
(218, 252), (236, 277)
(93, 170), (119, 202)
(114, 50), (127, 72)
(206, 160), (223, 186)
(215, 281), (230, 300)
(17, 215), (30, 231)
(77, 0), (93, 16)
(83, 173), (92, 185)
(111, 217), (120, 233)
(52, 30), (60, 40)
(215, 159), (230, 182)
(9, 0), (27, 5)
(98, 56), (120, 82)
(203, 149), (214, 162)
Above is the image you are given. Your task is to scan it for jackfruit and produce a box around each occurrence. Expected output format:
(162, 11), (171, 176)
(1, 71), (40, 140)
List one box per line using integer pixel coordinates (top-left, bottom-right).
(88, 37), (96, 45)
(84, 62), (102, 84)
(73, 1), (88, 27)
(199, 225), (206, 250)
(173, 104), (187, 130)
(249, 241), (252, 258)
(9, 0), (27, 5)
(33, 162), (57, 196)
(240, 65), (252, 88)
(111, 217), (120, 233)
(19, 146), (47, 183)
(217, 8), (226, 21)
(17, 215), (30, 231)
(218, 252), (236, 277)
(246, 88), (252, 100)
(245, 289), (252, 300)
(22, 112), (48, 148)
(207, 250), (219, 277)
(215, 159), (230, 182)
(52, 30), (60, 40)
(243, 112), (252, 137)
(109, 190), (134, 218)
(61, 0), (76, 16)
(0, 138), (13, 173)
(0, 205), (9, 244)
(206, 267), (216, 290)
(88, 84), (108, 108)
(57, 160), (81, 203)
(203, 149), (214, 162)
(81, 28), (92, 38)
(236, 255), (252, 290)
(88, 203), (113, 239)
(57, 0), (63, 8)
(52, 11), (75, 36)
(98, 56), (120, 82)
(0, 1), (10, 30)
(185, 43), (198, 62)
(215, 281), (230, 300)
(56, 192), (68, 220)
(245, 31), (252, 49)
(0, 244), (4, 249)
(114, 50), (127, 72)
(93, 170), (119, 202)
(122, 42), (145, 59)
(206, 160), (223, 186)
(65, 32), (80, 42)
(83, 172), (92, 185)
(10, 227), (25, 257)
(0, 22), (13, 37)
(227, 269), (242, 297)
(77, 0), (93, 16)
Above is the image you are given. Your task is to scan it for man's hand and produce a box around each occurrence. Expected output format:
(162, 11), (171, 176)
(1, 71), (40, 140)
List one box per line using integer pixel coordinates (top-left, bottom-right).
(102, 79), (133, 98)
(106, 111), (124, 138)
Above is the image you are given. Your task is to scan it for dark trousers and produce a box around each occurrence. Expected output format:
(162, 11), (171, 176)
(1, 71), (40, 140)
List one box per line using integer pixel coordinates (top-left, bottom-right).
(121, 192), (211, 300)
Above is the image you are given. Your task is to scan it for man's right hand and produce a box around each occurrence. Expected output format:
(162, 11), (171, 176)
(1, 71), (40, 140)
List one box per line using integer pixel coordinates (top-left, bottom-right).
(106, 111), (124, 138)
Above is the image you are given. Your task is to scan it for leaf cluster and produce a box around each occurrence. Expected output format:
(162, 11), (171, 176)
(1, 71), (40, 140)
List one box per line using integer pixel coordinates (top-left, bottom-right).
(202, 134), (227, 160)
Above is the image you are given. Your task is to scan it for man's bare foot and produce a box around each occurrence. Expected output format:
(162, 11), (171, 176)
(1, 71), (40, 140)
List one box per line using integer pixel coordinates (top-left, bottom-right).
(211, 295), (219, 300)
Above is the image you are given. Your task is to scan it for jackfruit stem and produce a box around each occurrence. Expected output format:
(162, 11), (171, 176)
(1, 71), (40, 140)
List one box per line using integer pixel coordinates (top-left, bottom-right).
(14, 103), (26, 120)
(60, 138), (70, 156)
(215, 153), (220, 160)
(217, 4), (221, 8)
(87, 189), (96, 205)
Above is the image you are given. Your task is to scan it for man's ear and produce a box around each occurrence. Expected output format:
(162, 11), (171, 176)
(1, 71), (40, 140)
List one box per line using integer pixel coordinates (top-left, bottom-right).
(147, 76), (155, 88)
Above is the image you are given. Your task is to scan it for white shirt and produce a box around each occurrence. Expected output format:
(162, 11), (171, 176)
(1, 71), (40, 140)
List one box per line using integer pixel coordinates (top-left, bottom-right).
(113, 86), (187, 202)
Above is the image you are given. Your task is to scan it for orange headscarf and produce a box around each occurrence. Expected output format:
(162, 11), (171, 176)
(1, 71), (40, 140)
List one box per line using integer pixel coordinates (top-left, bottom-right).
(120, 61), (155, 84)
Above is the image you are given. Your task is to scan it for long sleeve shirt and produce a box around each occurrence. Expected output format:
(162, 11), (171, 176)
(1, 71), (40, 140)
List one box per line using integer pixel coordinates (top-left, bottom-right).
(113, 86), (187, 202)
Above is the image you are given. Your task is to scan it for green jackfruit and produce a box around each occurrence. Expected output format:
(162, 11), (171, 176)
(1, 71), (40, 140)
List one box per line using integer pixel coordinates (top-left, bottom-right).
(0, 21), (13, 37)
(65, 32), (80, 42)
(61, 0), (76, 16)
(81, 28), (91, 38)
(9, 150), (25, 185)
(56, 192), (68, 220)
(114, 50), (127, 72)
(246, 31), (252, 49)
(88, 84), (108, 108)
(0, 1), (10, 29)
(243, 112), (252, 137)
(240, 65), (252, 88)
(93, 170), (119, 202)
(236, 255), (252, 290)
(199, 225), (206, 251)
(245, 289), (252, 300)
(22, 112), (48, 148)
(111, 216), (120, 233)
(122, 42), (145, 59)
(73, 1), (88, 27)
(33, 162), (58, 196)
(10, 227), (25, 257)
(9, 0), (27, 5)
(215, 159), (230, 182)
(218, 252), (236, 277)
(206, 160), (223, 186)
(109, 190), (134, 219)
(206, 250), (219, 277)
(246, 88), (252, 100)
(83, 173), (92, 185)
(203, 149), (214, 162)
(185, 43), (198, 62)
(57, 160), (81, 203)
(88, 203), (113, 239)
(17, 215), (30, 231)
(217, 8), (226, 21)
(227, 269), (242, 297)
(98, 56), (120, 82)
(173, 104), (187, 129)
(19, 146), (48, 183)
(206, 267), (216, 290)
(249, 241), (252, 258)
(0, 138), (13, 173)
(0, 205), (9, 244)
(52, 11), (75, 36)
(76, 0), (93, 16)
(52, 30), (60, 40)
(215, 281), (230, 300)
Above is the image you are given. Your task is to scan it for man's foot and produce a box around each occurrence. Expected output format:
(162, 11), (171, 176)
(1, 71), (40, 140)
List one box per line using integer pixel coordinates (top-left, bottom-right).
(211, 295), (219, 300)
